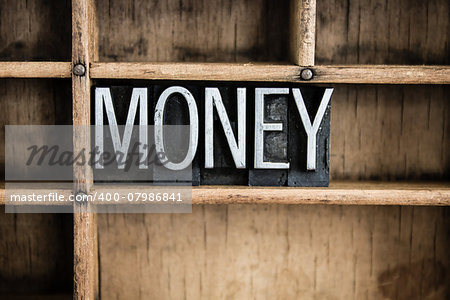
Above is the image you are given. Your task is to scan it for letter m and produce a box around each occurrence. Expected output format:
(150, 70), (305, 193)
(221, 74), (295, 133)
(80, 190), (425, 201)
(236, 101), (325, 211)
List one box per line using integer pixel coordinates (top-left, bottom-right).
(95, 88), (148, 169)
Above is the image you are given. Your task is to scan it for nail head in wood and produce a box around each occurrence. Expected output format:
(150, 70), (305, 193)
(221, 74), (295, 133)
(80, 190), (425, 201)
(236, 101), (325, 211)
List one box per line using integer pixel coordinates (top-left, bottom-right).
(73, 63), (86, 76)
(74, 191), (88, 203)
(300, 68), (314, 81)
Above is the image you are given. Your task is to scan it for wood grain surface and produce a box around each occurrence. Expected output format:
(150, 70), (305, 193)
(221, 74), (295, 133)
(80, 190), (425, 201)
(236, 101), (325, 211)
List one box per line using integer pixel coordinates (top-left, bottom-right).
(0, 78), (72, 297)
(0, 62), (72, 78)
(93, 0), (450, 299)
(311, 65), (450, 84)
(98, 205), (450, 299)
(0, 62), (448, 84)
(72, 0), (98, 299)
(330, 85), (450, 181)
(316, 0), (450, 65)
(0, 0), (449, 298)
(96, 0), (290, 62)
(0, 0), (71, 61)
(0, 181), (449, 206)
(191, 182), (450, 205)
(290, 0), (316, 66)
(0, 206), (73, 296)
(89, 62), (450, 84)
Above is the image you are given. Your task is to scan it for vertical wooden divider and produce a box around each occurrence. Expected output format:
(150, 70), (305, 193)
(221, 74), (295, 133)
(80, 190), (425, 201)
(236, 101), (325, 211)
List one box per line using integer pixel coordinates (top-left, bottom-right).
(72, 0), (99, 299)
(290, 0), (316, 66)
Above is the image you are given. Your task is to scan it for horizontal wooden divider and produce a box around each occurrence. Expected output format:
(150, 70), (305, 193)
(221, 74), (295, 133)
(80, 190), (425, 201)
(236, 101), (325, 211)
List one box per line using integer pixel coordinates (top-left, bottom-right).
(0, 62), (449, 84)
(90, 62), (301, 81)
(1, 182), (449, 206)
(192, 182), (450, 205)
(0, 62), (72, 78)
(90, 63), (450, 84)
(312, 65), (450, 84)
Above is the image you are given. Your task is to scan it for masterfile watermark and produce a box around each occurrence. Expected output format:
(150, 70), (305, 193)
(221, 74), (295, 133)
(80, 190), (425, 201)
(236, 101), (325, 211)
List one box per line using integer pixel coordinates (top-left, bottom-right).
(6, 125), (193, 181)
(25, 143), (169, 170)
(5, 125), (193, 213)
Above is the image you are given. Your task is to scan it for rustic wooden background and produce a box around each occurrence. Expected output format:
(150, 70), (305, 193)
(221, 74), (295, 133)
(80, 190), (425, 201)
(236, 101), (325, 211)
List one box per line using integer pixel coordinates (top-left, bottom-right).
(0, 0), (73, 297)
(0, 0), (449, 299)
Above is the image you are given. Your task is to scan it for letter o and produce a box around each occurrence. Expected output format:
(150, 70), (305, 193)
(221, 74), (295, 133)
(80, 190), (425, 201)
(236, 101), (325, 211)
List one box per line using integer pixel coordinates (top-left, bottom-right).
(154, 86), (199, 170)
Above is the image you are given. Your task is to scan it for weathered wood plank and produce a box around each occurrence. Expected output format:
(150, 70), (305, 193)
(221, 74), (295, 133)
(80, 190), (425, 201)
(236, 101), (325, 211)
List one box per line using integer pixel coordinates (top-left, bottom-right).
(72, 0), (98, 299)
(312, 65), (450, 84)
(0, 63), (448, 84)
(90, 63), (450, 84)
(316, 0), (450, 65)
(290, 0), (316, 66)
(98, 205), (450, 299)
(0, 0), (71, 61)
(330, 85), (450, 180)
(96, 0), (289, 62)
(90, 63), (301, 81)
(1, 182), (449, 206)
(0, 79), (72, 176)
(0, 206), (73, 295)
(191, 182), (450, 205)
(0, 62), (71, 78)
(90, 1), (450, 300)
(73, 211), (98, 300)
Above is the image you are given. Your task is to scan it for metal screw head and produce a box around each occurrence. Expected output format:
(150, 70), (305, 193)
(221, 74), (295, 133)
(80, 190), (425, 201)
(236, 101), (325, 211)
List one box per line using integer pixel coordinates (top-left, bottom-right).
(300, 68), (314, 81)
(73, 191), (90, 212)
(73, 63), (86, 76)
(74, 191), (87, 203)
